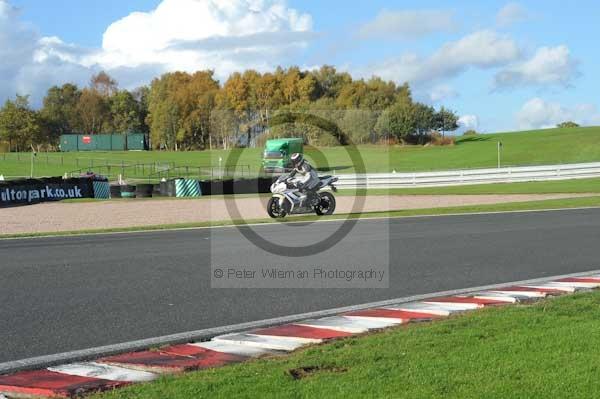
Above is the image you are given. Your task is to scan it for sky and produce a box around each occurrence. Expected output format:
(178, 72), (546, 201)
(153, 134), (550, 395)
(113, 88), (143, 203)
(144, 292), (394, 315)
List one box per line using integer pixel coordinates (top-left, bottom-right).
(2, 0), (600, 133)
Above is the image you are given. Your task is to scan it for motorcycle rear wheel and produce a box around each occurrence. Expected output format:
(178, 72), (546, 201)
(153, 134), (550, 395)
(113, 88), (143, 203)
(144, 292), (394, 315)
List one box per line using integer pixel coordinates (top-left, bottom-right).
(314, 192), (336, 215)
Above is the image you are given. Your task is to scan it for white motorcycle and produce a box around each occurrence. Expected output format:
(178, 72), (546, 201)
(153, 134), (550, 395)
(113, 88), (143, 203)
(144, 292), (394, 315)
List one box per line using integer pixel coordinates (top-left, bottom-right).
(267, 174), (338, 218)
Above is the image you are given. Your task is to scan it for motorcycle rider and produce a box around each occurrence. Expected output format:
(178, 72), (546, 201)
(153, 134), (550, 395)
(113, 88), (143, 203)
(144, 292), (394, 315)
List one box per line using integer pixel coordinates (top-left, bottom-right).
(289, 152), (320, 205)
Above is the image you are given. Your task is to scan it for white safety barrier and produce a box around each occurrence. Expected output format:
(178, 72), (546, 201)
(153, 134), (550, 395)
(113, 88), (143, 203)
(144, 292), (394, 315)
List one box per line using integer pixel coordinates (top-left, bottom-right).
(333, 162), (600, 189)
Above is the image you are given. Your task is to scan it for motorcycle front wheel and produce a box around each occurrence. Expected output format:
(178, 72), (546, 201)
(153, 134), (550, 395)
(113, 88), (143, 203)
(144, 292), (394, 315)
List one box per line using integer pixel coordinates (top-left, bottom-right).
(314, 192), (336, 216)
(267, 197), (287, 218)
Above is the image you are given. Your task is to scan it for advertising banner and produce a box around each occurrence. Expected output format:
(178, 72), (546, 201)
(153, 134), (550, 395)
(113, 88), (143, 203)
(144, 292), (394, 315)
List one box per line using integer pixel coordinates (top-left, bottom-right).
(0, 177), (95, 207)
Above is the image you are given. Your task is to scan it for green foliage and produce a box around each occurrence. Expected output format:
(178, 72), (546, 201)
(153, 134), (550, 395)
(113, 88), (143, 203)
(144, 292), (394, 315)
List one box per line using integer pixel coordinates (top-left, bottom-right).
(40, 83), (81, 137)
(0, 95), (41, 151)
(110, 90), (144, 133)
(3, 66), (461, 151)
(557, 121), (580, 128)
(463, 129), (478, 136)
(375, 99), (416, 140)
(435, 106), (459, 133)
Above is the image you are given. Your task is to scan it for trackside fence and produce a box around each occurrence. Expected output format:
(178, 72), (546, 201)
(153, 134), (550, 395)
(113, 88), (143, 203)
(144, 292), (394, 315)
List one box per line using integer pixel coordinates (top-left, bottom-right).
(333, 162), (600, 189)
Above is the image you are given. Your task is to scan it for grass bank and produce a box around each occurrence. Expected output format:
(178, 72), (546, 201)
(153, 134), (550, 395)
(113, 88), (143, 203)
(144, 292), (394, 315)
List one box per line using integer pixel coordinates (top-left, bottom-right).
(93, 289), (600, 398)
(2, 126), (600, 178)
(336, 177), (600, 196)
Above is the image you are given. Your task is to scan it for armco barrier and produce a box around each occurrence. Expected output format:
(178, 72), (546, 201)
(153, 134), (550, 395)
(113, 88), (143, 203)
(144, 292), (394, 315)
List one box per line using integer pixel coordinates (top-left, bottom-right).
(0, 177), (100, 207)
(333, 162), (600, 189)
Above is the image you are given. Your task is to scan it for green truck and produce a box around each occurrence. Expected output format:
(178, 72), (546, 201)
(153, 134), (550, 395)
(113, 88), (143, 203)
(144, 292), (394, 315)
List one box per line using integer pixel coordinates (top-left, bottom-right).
(262, 138), (304, 172)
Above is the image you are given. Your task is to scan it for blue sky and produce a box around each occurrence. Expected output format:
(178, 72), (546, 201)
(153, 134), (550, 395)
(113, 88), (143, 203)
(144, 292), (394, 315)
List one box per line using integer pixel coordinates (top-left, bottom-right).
(3, 0), (600, 132)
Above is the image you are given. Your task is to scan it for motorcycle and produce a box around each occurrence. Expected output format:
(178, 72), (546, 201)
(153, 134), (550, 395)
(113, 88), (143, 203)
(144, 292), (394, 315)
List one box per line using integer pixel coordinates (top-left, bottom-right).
(267, 174), (339, 218)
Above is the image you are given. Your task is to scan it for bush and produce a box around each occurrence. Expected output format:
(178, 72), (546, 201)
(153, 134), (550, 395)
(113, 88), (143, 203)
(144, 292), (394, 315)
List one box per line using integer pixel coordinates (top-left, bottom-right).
(463, 129), (478, 136)
(377, 136), (399, 145)
(557, 121), (579, 128)
(429, 131), (455, 146)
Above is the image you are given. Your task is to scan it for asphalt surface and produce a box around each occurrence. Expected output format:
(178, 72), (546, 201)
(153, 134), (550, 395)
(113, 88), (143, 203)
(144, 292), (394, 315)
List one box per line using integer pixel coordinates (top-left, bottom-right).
(1, 208), (600, 363)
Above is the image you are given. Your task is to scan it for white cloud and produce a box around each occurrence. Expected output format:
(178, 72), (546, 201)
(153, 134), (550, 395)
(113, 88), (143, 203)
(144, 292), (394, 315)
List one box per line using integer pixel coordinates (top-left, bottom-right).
(458, 115), (479, 130)
(0, 1), (38, 100)
(0, 0), (314, 105)
(495, 45), (578, 89)
(366, 30), (520, 85)
(428, 84), (458, 102)
(358, 9), (456, 39)
(516, 98), (600, 129)
(86, 0), (312, 75)
(496, 2), (528, 27)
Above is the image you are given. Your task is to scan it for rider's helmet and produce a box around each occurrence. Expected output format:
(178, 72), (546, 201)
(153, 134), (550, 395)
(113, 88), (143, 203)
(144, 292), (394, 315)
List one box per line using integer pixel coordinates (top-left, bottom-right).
(290, 153), (304, 167)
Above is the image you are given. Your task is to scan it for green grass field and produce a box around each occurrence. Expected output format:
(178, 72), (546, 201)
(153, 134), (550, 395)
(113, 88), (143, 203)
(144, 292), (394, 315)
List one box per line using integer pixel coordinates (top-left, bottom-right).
(342, 177), (600, 196)
(1, 126), (600, 180)
(93, 290), (600, 399)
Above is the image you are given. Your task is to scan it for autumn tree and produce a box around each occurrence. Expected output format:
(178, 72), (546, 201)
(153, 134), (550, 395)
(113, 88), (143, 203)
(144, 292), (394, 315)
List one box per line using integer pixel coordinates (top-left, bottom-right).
(177, 71), (220, 149)
(147, 73), (183, 150)
(40, 83), (81, 137)
(280, 67), (301, 105)
(91, 71), (118, 97)
(339, 109), (379, 144)
(375, 99), (417, 142)
(413, 103), (436, 142)
(132, 86), (150, 134)
(76, 88), (111, 134)
(435, 106), (459, 136)
(310, 65), (352, 98)
(254, 72), (282, 125)
(0, 95), (41, 151)
(110, 90), (144, 133)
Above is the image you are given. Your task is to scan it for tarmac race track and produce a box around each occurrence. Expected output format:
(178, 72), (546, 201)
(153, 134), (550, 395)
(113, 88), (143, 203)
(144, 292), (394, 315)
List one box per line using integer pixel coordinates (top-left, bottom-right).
(1, 207), (600, 363)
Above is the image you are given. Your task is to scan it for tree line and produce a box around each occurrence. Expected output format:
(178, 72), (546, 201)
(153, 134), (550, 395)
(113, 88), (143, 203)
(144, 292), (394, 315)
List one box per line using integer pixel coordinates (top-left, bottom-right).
(0, 66), (459, 152)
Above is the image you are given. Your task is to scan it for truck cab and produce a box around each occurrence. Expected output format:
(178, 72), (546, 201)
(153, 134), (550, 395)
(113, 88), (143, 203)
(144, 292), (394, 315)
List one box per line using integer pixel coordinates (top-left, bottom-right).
(262, 138), (303, 172)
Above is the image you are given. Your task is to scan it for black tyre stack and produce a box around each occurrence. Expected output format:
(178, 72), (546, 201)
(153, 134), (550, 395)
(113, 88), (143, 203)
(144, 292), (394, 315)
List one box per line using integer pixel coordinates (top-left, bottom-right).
(120, 185), (136, 199)
(135, 184), (154, 198)
(109, 185), (122, 198)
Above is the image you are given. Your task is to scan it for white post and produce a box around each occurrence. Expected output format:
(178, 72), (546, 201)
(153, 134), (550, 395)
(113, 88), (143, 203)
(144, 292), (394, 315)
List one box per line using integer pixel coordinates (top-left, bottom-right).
(30, 152), (34, 178)
(497, 142), (501, 169)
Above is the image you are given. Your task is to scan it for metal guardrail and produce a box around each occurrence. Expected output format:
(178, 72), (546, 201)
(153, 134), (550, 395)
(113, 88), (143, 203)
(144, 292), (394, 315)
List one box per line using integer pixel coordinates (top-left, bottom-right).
(147, 165), (252, 181)
(333, 162), (600, 189)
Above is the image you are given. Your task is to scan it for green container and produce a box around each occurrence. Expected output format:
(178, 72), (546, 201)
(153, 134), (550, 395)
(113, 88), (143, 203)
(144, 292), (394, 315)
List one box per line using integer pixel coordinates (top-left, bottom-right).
(111, 134), (126, 151)
(126, 133), (147, 151)
(59, 135), (79, 152)
(95, 134), (112, 151)
(77, 134), (98, 151)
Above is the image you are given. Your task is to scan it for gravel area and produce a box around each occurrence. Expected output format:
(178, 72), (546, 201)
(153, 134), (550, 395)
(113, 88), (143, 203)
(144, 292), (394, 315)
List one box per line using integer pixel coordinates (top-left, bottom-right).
(0, 193), (595, 235)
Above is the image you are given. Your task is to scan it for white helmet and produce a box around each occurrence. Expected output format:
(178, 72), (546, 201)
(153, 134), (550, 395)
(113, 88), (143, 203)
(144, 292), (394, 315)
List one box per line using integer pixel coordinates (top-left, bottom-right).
(291, 153), (304, 167)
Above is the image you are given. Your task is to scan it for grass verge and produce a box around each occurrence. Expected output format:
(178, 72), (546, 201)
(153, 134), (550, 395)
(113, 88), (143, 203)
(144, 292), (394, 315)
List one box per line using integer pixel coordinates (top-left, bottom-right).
(93, 290), (600, 398)
(3, 195), (600, 239)
(337, 177), (600, 196)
